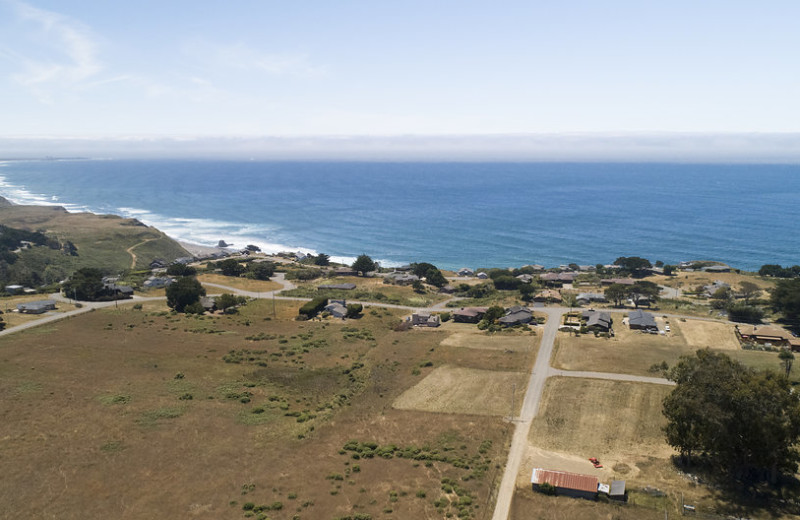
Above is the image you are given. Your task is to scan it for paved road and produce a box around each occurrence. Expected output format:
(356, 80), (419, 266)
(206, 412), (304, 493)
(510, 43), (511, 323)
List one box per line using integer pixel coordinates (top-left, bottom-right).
(491, 307), (564, 520)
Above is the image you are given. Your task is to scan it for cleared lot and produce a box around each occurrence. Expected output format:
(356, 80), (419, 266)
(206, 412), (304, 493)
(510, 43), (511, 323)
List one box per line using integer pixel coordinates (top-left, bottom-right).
(393, 365), (528, 416)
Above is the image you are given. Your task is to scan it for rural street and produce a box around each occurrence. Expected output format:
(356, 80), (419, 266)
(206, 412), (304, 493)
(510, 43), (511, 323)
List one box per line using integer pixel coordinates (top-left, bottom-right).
(491, 307), (563, 520)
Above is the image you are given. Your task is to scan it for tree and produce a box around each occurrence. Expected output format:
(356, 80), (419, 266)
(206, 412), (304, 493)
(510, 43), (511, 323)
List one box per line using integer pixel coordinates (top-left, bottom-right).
(314, 253), (331, 266)
(218, 258), (245, 277)
(630, 280), (659, 308)
(215, 293), (245, 313)
(604, 283), (630, 307)
(614, 256), (652, 277)
(779, 349), (795, 378)
(410, 262), (447, 288)
(519, 283), (535, 302)
(412, 280), (425, 293)
(62, 267), (107, 301)
(166, 263), (197, 276)
(345, 303), (363, 318)
(771, 278), (800, 321)
(663, 265), (676, 276)
(726, 302), (764, 323)
(351, 254), (376, 276)
(663, 349), (800, 481)
(246, 261), (273, 280)
(738, 281), (761, 304)
(492, 275), (521, 291)
(166, 276), (206, 312)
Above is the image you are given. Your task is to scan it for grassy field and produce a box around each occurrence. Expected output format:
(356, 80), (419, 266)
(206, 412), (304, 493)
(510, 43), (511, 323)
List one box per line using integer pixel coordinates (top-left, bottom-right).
(552, 312), (695, 375)
(394, 365), (529, 416)
(198, 273), (283, 293)
(281, 276), (451, 307)
(0, 204), (189, 272)
(0, 297), (524, 520)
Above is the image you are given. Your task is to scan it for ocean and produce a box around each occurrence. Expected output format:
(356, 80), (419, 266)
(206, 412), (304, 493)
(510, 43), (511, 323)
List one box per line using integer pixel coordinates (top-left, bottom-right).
(0, 159), (797, 271)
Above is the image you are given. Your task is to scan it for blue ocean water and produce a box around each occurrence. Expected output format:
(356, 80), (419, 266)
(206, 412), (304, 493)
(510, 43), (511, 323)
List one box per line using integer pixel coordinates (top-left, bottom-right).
(0, 159), (797, 271)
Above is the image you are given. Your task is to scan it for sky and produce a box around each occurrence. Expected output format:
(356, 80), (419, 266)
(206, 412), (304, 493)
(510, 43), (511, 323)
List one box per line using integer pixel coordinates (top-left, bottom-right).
(1, 0), (800, 159)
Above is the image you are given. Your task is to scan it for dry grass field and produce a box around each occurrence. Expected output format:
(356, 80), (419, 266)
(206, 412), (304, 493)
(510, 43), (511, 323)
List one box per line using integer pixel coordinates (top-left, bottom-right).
(282, 275), (451, 307)
(440, 330), (537, 352)
(198, 272), (283, 292)
(677, 318), (740, 350)
(0, 295), (81, 328)
(0, 298), (515, 520)
(393, 365), (528, 416)
(552, 312), (695, 376)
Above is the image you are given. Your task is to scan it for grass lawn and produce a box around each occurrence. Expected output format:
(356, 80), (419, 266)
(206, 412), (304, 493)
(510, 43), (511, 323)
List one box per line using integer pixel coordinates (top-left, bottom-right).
(0, 297), (515, 520)
(282, 276), (451, 307)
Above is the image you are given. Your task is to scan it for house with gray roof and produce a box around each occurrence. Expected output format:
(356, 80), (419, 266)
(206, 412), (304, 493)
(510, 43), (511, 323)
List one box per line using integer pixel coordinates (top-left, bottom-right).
(628, 309), (657, 331)
(412, 311), (440, 327)
(17, 299), (57, 314)
(325, 300), (348, 318)
(576, 293), (607, 306)
(499, 306), (533, 326)
(581, 310), (612, 331)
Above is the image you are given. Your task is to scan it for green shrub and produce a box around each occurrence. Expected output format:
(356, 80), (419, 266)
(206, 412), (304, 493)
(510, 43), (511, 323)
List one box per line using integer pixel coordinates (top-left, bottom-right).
(299, 297), (328, 318)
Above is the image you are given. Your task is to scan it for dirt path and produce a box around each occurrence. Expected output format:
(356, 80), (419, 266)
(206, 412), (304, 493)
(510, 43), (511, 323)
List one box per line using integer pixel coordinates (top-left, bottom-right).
(548, 368), (674, 386)
(126, 238), (157, 269)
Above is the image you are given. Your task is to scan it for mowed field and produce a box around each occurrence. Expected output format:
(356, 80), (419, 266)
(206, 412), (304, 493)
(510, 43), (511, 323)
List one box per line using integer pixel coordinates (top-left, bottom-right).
(513, 378), (682, 519)
(394, 365), (529, 416)
(0, 299), (519, 520)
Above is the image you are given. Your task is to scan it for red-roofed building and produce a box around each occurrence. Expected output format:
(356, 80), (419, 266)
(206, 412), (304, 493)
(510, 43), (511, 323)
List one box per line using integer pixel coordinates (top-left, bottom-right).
(531, 468), (598, 500)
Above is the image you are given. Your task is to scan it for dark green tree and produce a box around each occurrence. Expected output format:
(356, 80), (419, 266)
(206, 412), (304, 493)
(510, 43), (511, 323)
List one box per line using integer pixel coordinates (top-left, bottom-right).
(345, 303), (363, 318)
(314, 253), (331, 266)
(779, 349), (795, 378)
(738, 281), (761, 304)
(218, 258), (245, 277)
(663, 349), (800, 481)
(614, 256), (652, 277)
(519, 283), (535, 302)
(62, 267), (107, 301)
(351, 254), (377, 276)
(604, 283), (630, 307)
(727, 302), (764, 323)
(663, 265), (676, 276)
(246, 261), (274, 280)
(771, 278), (800, 321)
(215, 293), (245, 313)
(166, 263), (197, 276)
(493, 275), (521, 291)
(166, 276), (206, 312)
(630, 280), (660, 308)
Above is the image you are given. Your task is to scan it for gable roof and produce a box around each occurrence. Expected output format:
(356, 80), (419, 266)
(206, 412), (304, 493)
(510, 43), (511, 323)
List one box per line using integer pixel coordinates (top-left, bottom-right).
(531, 468), (598, 494)
(629, 309), (656, 328)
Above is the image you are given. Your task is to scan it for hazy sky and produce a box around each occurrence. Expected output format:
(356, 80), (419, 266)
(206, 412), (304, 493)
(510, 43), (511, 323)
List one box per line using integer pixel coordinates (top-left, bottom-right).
(1, 1), (800, 158)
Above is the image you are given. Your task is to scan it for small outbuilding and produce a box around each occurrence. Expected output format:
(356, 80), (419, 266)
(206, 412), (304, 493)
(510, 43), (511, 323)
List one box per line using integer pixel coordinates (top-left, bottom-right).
(325, 300), (348, 318)
(453, 307), (487, 323)
(609, 480), (627, 502)
(531, 468), (598, 501)
(319, 283), (357, 291)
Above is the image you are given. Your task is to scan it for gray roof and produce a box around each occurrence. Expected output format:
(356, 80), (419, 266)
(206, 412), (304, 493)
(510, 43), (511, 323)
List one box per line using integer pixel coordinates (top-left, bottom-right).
(609, 480), (626, 496)
(17, 299), (56, 310)
(585, 311), (612, 329)
(629, 309), (657, 328)
(319, 283), (357, 290)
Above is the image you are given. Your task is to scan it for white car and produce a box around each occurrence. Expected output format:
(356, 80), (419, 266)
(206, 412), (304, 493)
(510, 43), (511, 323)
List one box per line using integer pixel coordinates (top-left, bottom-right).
(665, 325), (671, 333)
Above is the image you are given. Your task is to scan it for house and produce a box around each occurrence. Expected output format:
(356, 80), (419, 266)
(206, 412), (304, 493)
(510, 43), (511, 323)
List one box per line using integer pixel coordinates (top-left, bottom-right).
(702, 264), (731, 273)
(476, 272), (489, 280)
(143, 276), (175, 289)
(516, 274), (534, 284)
(150, 259), (168, 269)
(499, 306), (533, 326)
(457, 267), (474, 277)
(453, 307), (487, 323)
(318, 283), (357, 290)
(105, 284), (134, 299)
(582, 310), (612, 332)
(735, 324), (800, 350)
(523, 264), (545, 272)
(411, 311), (440, 327)
(601, 277), (635, 286)
(325, 300), (348, 318)
(200, 296), (216, 312)
(539, 272), (576, 286)
(333, 267), (358, 276)
(17, 299), (57, 314)
(628, 309), (657, 331)
(702, 280), (730, 298)
(534, 289), (562, 303)
(386, 272), (420, 285)
(531, 468), (598, 501)
(5, 284), (24, 294)
(576, 293), (607, 306)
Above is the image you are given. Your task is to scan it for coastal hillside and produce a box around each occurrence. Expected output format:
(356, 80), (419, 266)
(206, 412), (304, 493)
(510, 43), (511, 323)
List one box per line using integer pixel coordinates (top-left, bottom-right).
(0, 196), (189, 283)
